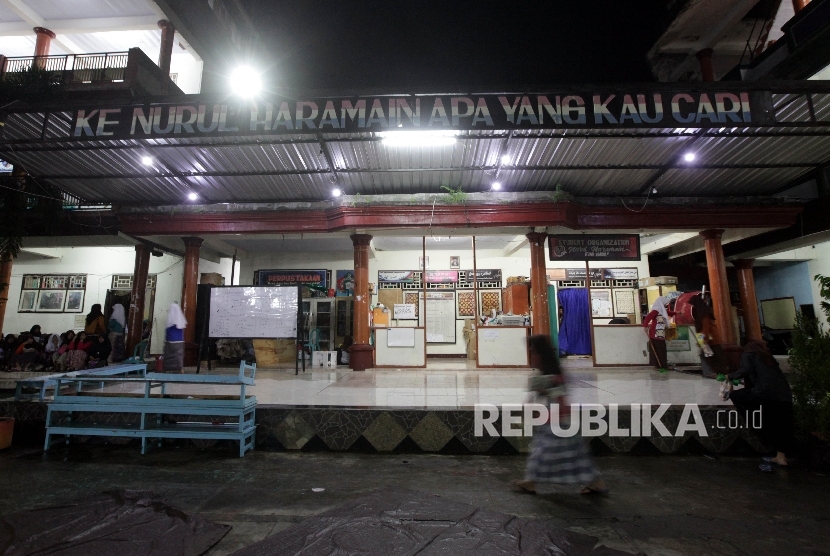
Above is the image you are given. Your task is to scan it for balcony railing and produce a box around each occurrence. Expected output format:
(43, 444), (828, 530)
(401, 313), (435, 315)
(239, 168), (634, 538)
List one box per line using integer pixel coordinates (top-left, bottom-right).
(1, 52), (129, 84)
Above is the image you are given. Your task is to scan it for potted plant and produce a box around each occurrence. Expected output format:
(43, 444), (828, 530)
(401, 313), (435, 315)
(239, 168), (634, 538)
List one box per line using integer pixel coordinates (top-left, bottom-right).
(789, 274), (830, 467)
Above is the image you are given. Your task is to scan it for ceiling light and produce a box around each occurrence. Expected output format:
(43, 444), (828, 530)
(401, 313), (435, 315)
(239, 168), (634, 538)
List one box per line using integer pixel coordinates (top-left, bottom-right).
(501, 155), (511, 165)
(230, 66), (262, 97)
(187, 192), (198, 201)
(141, 156), (153, 166)
(380, 130), (457, 147)
(683, 152), (696, 162)
(491, 182), (502, 190)
(332, 188), (342, 197)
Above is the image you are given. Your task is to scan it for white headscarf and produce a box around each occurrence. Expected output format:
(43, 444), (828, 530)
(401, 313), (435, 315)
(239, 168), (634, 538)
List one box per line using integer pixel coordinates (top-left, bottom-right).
(166, 302), (187, 329)
(110, 304), (126, 326)
(651, 296), (671, 323)
(45, 334), (60, 353)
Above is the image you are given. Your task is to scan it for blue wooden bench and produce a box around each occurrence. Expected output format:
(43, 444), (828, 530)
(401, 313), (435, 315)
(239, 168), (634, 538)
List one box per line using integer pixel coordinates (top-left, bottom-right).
(14, 363), (149, 402)
(43, 362), (257, 457)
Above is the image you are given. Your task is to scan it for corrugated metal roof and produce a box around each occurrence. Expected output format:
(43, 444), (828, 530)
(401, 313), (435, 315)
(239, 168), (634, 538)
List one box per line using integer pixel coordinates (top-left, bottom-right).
(2, 107), (829, 203)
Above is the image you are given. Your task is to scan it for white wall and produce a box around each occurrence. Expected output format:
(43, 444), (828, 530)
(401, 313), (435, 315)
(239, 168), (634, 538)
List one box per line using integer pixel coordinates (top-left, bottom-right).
(760, 240), (830, 329)
(170, 52), (204, 94)
(4, 246), (236, 353)
(240, 243), (651, 355)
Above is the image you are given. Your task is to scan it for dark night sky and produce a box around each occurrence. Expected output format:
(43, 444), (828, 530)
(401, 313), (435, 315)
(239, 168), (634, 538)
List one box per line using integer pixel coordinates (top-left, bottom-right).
(240, 1), (669, 92)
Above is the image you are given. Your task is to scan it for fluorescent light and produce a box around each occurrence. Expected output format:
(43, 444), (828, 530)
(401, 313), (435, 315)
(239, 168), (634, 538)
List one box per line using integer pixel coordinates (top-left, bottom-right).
(380, 130), (457, 147)
(187, 192), (198, 201)
(141, 156), (153, 166)
(501, 155), (511, 165)
(683, 152), (696, 162)
(332, 188), (342, 197)
(230, 66), (262, 97)
(491, 182), (502, 190)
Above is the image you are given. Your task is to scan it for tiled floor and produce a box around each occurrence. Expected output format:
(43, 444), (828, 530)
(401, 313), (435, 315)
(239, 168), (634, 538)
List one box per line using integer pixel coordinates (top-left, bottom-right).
(147, 357), (731, 409)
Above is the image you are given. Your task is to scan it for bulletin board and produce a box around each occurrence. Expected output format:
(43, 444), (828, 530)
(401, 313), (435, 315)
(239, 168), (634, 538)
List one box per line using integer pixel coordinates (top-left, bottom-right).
(422, 291), (456, 343)
(761, 297), (797, 330)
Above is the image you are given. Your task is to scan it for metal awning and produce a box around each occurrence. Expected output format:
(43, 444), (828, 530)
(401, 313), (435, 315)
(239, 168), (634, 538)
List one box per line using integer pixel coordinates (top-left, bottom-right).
(1, 84), (829, 205)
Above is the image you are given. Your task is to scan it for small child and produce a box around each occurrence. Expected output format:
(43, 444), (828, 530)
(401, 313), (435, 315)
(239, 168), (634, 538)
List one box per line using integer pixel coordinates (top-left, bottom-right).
(337, 335), (353, 365)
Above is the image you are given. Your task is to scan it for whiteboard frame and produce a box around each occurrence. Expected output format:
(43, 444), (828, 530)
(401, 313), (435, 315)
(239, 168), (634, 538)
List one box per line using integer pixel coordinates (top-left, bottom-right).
(197, 285), (305, 375)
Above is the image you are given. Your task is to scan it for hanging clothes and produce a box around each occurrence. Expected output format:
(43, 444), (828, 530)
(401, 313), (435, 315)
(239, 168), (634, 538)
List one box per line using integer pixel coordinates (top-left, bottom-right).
(557, 288), (592, 355)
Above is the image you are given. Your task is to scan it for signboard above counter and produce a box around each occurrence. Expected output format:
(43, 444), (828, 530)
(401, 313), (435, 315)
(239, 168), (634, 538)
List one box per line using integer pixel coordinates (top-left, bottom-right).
(548, 235), (640, 261)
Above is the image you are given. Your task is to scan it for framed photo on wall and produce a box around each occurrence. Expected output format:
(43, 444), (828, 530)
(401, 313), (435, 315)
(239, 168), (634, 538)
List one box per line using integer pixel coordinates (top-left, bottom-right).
(36, 290), (66, 312)
(65, 290), (86, 312)
(450, 256), (460, 269)
(18, 290), (37, 312)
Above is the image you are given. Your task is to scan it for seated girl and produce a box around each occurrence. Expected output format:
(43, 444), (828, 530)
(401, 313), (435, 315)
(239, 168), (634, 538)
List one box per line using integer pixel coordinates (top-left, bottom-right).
(87, 335), (112, 368)
(66, 332), (92, 371)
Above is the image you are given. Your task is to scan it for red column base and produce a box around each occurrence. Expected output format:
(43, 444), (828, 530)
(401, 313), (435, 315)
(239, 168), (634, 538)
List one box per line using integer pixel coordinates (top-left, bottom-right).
(349, 344), (374, 371)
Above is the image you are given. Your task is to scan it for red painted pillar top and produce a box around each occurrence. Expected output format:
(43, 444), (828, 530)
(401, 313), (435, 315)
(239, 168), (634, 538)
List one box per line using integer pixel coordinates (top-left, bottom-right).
(696, 48), (715, 82)
(526, 232), (551, 338)
(157, 20), (175, 79)
(700, 229), (735, 345)
(33, 27), (55, 57)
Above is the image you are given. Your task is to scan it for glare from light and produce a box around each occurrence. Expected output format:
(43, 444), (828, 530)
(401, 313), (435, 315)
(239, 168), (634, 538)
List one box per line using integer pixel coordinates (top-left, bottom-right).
(683, 152), (696, 162)
(380, 130), (457, 147)
(187, 192), (198, 201)
(501, 155), (511, 165)
(332, 188), (342, 197)
(491, 182), (502, 190)
(230, 66), (262, 97)
(141, 156), (153, 166)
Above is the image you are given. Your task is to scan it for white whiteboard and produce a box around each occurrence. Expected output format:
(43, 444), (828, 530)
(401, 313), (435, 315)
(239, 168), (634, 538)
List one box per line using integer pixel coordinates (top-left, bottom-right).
(388, 327), (416, 347)
(424, 292), (456, 343)
(209, 286), (299, 339)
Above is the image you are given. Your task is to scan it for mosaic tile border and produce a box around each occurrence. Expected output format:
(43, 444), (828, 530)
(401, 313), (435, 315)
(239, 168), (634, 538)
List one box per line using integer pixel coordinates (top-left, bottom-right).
(2, 402), (769, 455)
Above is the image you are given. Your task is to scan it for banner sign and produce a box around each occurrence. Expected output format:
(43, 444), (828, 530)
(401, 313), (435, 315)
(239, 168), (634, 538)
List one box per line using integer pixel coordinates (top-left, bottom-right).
(69, 91), (774, 140)
(378, 270), (415, 283)
(257, 269), (327, 287)
(549, 235), (641, 261)
(425, 270), (459, 284)
(547, 268), (639, 280)
(464, 269), (502, 283)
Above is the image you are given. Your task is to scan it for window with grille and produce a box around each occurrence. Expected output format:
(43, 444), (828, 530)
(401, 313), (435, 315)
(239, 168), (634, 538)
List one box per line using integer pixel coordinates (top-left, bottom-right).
(111, 274), (158, 290)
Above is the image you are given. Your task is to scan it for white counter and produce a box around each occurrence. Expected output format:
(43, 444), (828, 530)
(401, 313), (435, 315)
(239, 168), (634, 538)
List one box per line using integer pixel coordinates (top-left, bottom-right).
(374, 327), (426, 367)
(476, 326), (530, 367)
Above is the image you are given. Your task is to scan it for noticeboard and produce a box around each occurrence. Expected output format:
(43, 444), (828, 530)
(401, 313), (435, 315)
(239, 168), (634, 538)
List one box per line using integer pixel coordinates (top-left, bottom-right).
(548, 235), (640, 261)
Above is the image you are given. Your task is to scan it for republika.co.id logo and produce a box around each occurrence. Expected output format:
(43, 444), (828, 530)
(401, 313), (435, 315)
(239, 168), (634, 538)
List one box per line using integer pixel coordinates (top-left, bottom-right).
(474, 403), (762, 437)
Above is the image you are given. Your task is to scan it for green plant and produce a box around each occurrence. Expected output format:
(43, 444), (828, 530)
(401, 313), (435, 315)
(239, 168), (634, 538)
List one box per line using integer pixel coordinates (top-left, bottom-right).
(550, 183), (573, 203)
(790, 275), (830, 440)
(440, 186), (467, 204)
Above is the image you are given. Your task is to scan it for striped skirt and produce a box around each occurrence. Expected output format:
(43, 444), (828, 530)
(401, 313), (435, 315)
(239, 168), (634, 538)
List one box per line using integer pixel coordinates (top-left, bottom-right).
(525, 424), (601, 485)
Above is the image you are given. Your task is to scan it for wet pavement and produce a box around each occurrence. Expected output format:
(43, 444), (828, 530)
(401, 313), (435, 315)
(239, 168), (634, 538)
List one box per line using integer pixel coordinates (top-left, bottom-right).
(0, 444), (828, 555)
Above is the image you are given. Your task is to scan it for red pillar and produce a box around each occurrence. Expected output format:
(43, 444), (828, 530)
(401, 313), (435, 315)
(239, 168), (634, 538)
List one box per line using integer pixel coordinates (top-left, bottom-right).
(700, 229), (736, 346)
(33, 27), (55, 57)
(526, 232), (551, 337)
(126, 244), (151, 355)
(157, 20), (175, 78)
(0, 255), (13, 334)
(181, 237), (202, 366)
(350, 234), (374, 371)
(792, 0), (809, 14)
(734, 259), (763, 343)
(696, 48), (715, 82)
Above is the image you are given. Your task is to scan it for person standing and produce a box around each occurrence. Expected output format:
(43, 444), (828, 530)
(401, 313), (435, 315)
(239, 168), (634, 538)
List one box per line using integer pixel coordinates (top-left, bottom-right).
(108, 304), (127, 363)
(514, 335), (608, 495)
(84, 304), (107, 338)
(643, 296), (674, 370)
(163, 302), (187, 372)
(727, 341), (793, 472)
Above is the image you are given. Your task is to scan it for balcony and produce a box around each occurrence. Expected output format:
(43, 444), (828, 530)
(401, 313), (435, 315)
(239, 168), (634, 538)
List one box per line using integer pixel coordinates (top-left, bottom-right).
(0, 47), (183, 97)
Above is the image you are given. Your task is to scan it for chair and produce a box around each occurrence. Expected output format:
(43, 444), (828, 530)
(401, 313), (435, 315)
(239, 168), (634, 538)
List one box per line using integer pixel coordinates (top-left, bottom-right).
(298, 328), (320, 361)
(124, 339), (148, 364)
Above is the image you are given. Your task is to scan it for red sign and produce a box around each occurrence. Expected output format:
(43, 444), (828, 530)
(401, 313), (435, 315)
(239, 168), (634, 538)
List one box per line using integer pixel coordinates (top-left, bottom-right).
(548, 235), (640, 261)
(425, 270), (459, 283)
